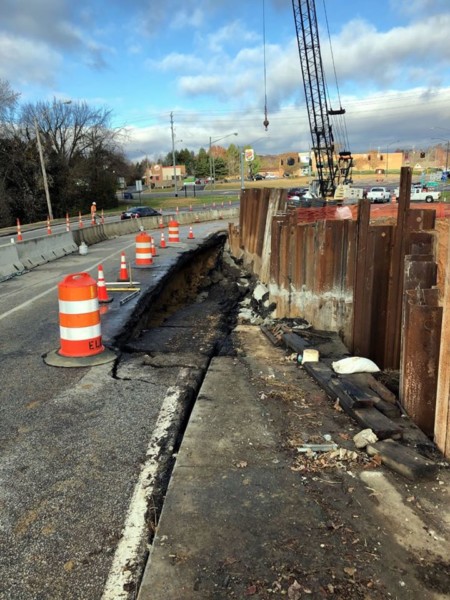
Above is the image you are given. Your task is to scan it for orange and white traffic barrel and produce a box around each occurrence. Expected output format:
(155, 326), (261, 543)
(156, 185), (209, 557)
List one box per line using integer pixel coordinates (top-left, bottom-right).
(168, 219), (180, 243)
(57, 273), (103, 357)
(44, 272), (116, 368)
(135, 231), (153, 267)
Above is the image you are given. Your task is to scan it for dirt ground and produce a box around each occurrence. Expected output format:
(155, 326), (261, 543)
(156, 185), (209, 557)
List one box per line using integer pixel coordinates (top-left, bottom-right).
(138, 244), (450, 599)
(233, 322), (450, 600)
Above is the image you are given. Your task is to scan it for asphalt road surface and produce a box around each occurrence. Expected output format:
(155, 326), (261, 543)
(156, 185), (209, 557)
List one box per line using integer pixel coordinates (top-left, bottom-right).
(0, 224), (233, 600)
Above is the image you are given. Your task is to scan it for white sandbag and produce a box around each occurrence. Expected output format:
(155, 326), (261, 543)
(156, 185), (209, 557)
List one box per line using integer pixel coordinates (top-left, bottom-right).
(332, 356), (380, 374)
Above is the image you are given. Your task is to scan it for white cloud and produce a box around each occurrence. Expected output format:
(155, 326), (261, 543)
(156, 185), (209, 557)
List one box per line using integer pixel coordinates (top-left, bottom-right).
(0, 34), (60, 86)
(328, 15), (450, 90)
(148, 52), (204, 73)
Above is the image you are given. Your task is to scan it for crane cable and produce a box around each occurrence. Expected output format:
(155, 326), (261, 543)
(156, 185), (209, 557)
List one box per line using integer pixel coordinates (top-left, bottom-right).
(262, 0), (269, 130)
(322, 0), (350, 152)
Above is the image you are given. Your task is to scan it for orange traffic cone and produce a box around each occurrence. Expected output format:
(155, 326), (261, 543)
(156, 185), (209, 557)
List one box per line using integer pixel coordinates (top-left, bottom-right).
(47, 216), (52, 235)
(16, 218), (23, 242)
(97, 265), (113, 303)
(66, 213), (70, 232)
(160, 232), (167, 249)
(159, 217), (164, 229)
(79, 212), (84, 228)
(118, 252), (130, 282)
(188, 226), (195, 239)
(150, 235), (157, 256)
(101, 209), (105, 225)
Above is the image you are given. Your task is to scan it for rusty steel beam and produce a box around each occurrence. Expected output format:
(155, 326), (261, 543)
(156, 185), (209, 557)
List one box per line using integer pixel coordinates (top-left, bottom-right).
(401, 288), (442, 437)
(383, 167), (412, 368)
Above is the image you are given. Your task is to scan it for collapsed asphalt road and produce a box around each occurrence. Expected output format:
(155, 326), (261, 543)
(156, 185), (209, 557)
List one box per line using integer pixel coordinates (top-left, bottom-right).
(0, 232), (249, 600)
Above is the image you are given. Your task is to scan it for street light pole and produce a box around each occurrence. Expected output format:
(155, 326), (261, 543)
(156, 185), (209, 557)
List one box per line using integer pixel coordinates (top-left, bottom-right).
(208, 132), (238, 189)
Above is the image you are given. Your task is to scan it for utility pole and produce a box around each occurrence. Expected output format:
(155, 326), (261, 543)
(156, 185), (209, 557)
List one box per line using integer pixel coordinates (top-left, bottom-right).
(170, 112), (178, 197)
(34, 118), (53, 220)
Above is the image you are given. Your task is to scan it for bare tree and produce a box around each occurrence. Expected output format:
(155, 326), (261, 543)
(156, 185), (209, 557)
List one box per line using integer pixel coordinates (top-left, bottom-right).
(0, 79), (20, 121)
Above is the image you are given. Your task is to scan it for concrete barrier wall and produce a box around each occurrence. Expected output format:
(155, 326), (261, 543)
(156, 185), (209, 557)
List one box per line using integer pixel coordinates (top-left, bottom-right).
(16, 232), (78, 270)
(4, 209), (239, 279)
(0, 242), (26, 281)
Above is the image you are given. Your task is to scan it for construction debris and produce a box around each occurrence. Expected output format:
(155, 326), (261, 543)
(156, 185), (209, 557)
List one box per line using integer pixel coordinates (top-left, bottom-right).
(260, 318), (440, 481)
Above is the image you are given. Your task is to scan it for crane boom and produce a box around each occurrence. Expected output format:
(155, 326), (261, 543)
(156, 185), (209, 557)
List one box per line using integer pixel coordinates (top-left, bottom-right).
(292, 0), (352, 199)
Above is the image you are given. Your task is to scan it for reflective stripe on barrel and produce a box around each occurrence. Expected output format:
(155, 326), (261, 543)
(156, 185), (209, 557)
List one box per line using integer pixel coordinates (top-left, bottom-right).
(168, 219), (179, 243)
(135, 232), (153, 265)
(58, 273), (104, 357)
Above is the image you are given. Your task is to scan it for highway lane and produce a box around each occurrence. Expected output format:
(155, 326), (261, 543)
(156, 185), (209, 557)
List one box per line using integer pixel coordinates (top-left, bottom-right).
(0, 222), (229, 600)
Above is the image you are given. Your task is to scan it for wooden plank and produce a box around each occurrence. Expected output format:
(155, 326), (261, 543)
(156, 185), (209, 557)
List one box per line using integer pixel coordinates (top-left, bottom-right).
(302, 362), (373, 409)
(352, 408), (403, 440)
(343, 374), (401, 418)
(281, 332), (310, 353)
(435, 225), (450, 458)
(366, 439), (438, 481)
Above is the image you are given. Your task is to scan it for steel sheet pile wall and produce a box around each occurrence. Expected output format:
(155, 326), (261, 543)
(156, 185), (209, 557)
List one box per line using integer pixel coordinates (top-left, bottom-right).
(238, 188), (285, 279)
(270, 212), (357, 344)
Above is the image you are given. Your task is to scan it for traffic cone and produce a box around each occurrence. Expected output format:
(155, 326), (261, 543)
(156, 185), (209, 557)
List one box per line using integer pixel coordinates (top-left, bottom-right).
(160, 232), (167, 249)
(66, 213), (70, 232)
(150, 235), (157, 256)
(118, 252), (130, 282)
(97, 265), (113, 303)
(79, 212), (84, 228)
(188, 226), (195, 239)
(159, 217), (164, 229)
(101, 209), (105, 225)
(47, 216), (52, 235)
(16, 218), (23, 242)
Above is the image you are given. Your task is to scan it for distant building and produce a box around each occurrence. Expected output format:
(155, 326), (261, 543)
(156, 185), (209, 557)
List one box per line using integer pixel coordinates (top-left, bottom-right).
(146, 164), (186, 187)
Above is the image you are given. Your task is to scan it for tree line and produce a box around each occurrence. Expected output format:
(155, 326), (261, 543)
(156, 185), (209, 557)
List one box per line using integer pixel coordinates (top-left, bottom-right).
(0, 78), (260, 227)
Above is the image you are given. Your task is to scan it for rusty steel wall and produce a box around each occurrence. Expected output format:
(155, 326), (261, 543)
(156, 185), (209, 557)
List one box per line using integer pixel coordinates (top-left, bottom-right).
(267, 214), (357, 345)
(237, 184), (440, 368)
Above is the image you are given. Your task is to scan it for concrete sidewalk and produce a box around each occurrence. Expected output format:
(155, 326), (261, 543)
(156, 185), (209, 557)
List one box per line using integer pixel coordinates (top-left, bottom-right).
(137, 324), (450, 600)
(137, 326), (312, 599)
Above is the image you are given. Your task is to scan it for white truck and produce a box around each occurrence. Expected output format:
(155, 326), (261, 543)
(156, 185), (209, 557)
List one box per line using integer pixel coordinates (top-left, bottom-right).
(367, 187), (391, 203)
(393, 186), (441, 203)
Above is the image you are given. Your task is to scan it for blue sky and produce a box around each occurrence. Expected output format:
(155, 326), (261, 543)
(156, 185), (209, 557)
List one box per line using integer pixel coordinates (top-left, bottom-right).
(2, 0), (450, 160)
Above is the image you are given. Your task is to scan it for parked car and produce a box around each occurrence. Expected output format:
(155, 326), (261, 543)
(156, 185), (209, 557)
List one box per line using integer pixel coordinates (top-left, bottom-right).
(287, 187), (311, 208)
(120, 206), (161, 220)
(254, 174), (265, 180)
(123, 192), (134, 200)
(367, 187), (391, 203)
